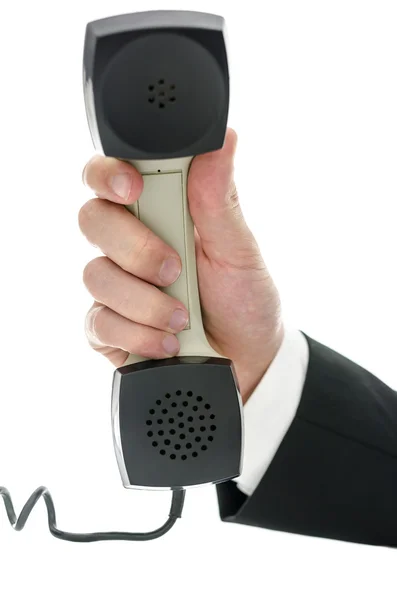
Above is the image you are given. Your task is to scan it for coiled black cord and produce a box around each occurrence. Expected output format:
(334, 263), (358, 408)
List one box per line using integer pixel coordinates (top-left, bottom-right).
(0, 485), (185, 542)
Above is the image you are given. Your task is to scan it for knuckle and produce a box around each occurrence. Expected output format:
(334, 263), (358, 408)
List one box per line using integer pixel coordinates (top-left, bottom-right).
(78, 199), (94, 233)
(78, 197), (106, 233)
(83, 256), (109, 290)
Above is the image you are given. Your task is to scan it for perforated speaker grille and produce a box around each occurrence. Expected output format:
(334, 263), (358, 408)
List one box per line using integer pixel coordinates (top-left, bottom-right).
(146, 390), (216, 460)
(147, 79), (176, 109)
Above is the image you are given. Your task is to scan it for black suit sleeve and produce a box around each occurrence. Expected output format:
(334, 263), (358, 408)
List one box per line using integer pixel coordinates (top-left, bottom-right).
(216, 332), (397, 547)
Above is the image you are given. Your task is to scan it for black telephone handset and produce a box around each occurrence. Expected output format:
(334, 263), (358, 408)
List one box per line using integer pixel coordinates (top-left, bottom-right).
(0, 10), (242, 543)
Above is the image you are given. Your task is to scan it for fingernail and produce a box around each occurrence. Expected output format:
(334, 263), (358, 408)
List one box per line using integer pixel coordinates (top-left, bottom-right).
(159, 257), (181, 286)
(169, 309), (188, 332)
(162, 335), (179, 356)
(110, 173), (132, 201)
(85, 306), (104, 347)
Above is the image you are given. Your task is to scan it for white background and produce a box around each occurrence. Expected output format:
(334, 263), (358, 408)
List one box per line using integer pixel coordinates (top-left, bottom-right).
(0, 0), (396, 598)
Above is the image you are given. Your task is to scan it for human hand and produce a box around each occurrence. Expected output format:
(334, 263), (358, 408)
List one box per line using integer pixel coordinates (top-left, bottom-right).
(79, 128), (284, 403)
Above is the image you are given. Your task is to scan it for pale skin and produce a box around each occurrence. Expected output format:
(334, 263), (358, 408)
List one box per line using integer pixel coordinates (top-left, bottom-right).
(79, 128), (284, 404)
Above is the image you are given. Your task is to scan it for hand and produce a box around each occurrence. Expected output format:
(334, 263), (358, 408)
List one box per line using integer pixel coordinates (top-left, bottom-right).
(79, 128), (284, 404)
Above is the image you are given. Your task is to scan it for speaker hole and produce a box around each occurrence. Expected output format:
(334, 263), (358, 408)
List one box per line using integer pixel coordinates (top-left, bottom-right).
(170, 454), (176, 460)
(168, 418), (174, 424)
(158, 79), (165, 84)
(170, 429), (176, 435)
(170, 84), (176, 90)
(187, 391), (193, 397)
(179, 434), (186, 440)
(210, 425), (216, 431)
(157, 419), (163, 425)
(175, 444), (181, 450)
(210, 414), (215, 420)
(201, 445), (207, 451)
(193, 406), (198, 412)
(178, 411), (184, 418)
(200, 426), (206, 432)
(169, 97), (176, 102)
(205, 404), (211, 410)
(176, 390), (182, 396)
(195, 436), (201, 443)
(178, 423), (184, 429)
(149, 409), (155, 415)
(160, 449), (166, 456)
(182, 401), (188, 407)
(192, 452), (198, 458)
(159, 103), (165, 109)
(208, 436), (214, 442)
(165, 393), (171, 398)
(148, 85), (154, 91)
(156, 400), (161, 406)
(152, 441), (158, 447)
(147, 431), (153, 437)
(148, 97), (155, 103)
(197, 396), (203, 402)
(181, 455), (187, 461)
(171, 402), (177, 408)
(186, 443), (192, 449)
(162, 409), (168, 415)
(158, 430), (164, 436)
(199, 415), (205, 421)
(188, 427), (194, 433)
(159, 91), (165, 97)
(187, 416), (193, 422)
(165, 439), (171, 446)
(146, 420), (152, 426)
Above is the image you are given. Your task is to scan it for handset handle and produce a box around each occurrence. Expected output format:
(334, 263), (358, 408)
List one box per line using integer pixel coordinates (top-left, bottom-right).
(122, 157), (222, 367)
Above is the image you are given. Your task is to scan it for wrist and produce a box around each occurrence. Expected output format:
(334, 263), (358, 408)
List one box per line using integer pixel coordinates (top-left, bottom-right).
(238, 324), (285, 404)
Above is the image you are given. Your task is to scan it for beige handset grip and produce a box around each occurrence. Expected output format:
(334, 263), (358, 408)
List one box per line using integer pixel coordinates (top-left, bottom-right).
(121, 156), (223, 367)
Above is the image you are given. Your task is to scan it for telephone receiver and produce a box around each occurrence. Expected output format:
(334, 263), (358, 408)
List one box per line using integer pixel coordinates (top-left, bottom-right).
(0, 10), (243, 543)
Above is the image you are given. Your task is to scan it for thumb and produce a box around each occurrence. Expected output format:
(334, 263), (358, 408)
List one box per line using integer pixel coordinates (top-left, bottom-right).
(188, 128), (262, 269)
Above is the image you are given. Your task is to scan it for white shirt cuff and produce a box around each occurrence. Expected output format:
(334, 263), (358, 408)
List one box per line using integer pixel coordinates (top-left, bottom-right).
(234, 329), (309, 496)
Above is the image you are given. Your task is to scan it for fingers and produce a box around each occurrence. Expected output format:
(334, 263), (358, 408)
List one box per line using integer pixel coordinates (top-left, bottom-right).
(82, 154), (144, 205)
(83, 256), (189, 335)
(81, 154), (187, 365)
(80, 153), (182, 287)
(79, 197), (182, 287)
(85, 303), (180, 360)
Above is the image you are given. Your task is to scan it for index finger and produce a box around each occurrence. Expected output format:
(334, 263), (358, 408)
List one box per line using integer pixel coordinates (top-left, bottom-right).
(82, 154), (143, 205)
